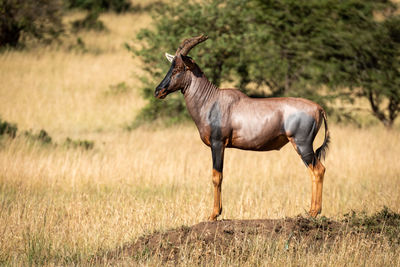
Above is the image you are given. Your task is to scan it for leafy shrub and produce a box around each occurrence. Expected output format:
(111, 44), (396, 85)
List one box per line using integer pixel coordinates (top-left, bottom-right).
(131, 0), (399, 127)
(65, 0), (131, 13)
(24, 129), (52, 145)
(129, 1), (165, 14)
(0, 0), (63, 47)
(68, 37), (88, 53)
(66, 0), (131, 32)
(344, 207), (400, 244)
(0, 118), (17, 138)
(71, 10), (106, 32)
(64, 138), (94, 150)
(105, 82), (130, 95)
(0, 119), (95, 151)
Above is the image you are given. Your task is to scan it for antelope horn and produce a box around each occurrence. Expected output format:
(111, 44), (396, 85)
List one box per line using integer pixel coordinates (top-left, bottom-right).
(175, 34), (208, 56)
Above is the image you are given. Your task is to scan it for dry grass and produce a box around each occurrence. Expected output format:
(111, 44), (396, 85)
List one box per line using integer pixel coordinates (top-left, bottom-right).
(0, 8), (400, 266)
(0, 11), (151, 136)
(1, 124), (399, 265)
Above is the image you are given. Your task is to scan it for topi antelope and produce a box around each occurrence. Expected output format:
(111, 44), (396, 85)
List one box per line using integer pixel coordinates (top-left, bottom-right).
(155, 35), (330, 221)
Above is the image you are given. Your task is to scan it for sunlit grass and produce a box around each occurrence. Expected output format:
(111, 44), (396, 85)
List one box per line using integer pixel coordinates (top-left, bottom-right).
(1, 124), (399, 265)
(0, 11), (151, 136)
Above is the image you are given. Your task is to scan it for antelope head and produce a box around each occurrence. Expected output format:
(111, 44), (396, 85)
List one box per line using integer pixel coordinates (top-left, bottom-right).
(154, 35), (208, 99)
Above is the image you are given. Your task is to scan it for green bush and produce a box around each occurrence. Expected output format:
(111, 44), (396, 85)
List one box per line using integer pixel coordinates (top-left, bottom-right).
(24, 129), (52, 145)
(65, 0), (131, 13)
(105, 82), (130, 95)
(0, 0), (63, 47)
(71, 10), (106, 32)
(131, 0), (399, 127)
(64, 138), (94, 150)
(0, 119), (95, 150)
(66, 0), (131, 32)
(0, 118), (17, 138)
(344, 207), (400, 244)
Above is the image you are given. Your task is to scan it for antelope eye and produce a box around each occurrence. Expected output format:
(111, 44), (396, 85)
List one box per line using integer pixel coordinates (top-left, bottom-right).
(172, 68), (183, 75)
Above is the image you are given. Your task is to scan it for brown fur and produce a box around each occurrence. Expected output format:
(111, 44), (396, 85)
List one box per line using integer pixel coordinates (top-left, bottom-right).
(155, 36), (329, 220)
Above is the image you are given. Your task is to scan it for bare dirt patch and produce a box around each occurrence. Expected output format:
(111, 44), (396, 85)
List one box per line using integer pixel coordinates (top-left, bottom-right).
(102, 208), (400, 264)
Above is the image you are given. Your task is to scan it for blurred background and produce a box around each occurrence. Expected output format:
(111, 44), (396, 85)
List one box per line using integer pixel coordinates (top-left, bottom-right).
(1, 0), (400, 130)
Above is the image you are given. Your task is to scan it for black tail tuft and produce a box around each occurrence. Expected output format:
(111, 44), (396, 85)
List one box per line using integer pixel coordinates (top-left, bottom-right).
(315, 110), (330, 161)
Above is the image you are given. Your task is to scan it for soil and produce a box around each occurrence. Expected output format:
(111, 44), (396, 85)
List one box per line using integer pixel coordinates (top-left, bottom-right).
(101, 208), (399, 264)
(105, 216), (346, 263)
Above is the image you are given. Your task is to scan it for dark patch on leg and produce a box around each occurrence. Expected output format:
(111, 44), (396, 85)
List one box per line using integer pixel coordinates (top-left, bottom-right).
(284, 112), (318, 139)
(208, 102), (222, 141)
(208, 101), (225, 172)
(211, 140), (224, 172)
(208, 102), (225, 221)
(299, 149), (315, 166)
(284, 112), (319, 166)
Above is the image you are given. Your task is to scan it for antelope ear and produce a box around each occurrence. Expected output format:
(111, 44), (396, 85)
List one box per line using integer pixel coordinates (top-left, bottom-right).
(165, 53), (175, 63)
(181, 54), (196, 70)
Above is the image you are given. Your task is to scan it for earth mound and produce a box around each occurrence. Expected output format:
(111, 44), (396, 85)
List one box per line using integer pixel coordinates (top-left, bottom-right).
(103, 208), (400, 264)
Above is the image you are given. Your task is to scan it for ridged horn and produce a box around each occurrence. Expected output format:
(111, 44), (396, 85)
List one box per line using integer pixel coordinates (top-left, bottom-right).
(175, 34), (208, 56)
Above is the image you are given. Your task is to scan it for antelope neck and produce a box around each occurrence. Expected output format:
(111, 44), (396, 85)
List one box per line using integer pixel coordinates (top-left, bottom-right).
(183, 74), (219, 122)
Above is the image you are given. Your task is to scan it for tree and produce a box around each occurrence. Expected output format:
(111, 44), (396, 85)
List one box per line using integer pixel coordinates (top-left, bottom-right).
(131, 0), (399, 127)
(315, 1), (400, 127)
(66, 0), (131, 32)
(65, 0), (131, 13)
(356, 17), (400, 128)
(130, 0), (249, 126)
(0, 0), (63, 47)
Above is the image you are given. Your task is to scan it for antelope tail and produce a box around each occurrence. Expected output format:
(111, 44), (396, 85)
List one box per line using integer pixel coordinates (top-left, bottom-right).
(315, 110), (330, 161)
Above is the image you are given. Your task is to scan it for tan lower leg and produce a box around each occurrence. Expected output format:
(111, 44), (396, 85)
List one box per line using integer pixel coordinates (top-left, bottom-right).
(308, 167), (318, 216)
(209, 169), (223, 221)
(308, 160), (325, 217)
(314, 160), (325, 213)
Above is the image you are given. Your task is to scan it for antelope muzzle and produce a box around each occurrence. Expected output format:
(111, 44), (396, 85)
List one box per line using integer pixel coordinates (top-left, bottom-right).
(155, 61), (175, 99)
(154, 87), (168, 99)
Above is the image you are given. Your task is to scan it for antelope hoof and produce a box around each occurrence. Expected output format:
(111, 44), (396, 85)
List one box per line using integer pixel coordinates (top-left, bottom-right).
(208, 213), (219, 221)
(309, 209), (321, 218)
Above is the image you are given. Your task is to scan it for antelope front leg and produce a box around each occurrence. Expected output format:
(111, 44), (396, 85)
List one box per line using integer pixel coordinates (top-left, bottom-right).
(210, 169), (223, 221)
(209, 140), (225, 221)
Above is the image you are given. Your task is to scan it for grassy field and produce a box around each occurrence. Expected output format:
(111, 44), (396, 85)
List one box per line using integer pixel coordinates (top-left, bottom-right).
(1, 6), (400, 266)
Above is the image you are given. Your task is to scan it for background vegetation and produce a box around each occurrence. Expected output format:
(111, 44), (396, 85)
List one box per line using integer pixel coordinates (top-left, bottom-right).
(0, 0), (63, 47)
(0, 0), (399, 265)
(133, 0), (400, 127)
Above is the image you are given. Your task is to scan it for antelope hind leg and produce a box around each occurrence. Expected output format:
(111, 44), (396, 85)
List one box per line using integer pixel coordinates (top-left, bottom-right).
(308, 158), (325, 217)
(288, 137), (325, 218)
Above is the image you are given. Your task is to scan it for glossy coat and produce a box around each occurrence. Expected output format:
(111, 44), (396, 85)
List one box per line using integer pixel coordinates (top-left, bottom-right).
(155, 36), (330, 220)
